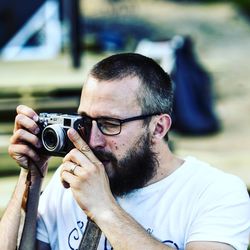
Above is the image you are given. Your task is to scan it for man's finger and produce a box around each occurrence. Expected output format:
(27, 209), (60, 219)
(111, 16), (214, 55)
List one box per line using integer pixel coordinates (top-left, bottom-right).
(67, 128), (99, 162)
(16, 105), (39, 122)
(14, 105), (39, 133)
(60, 167), (78, 189)
(61, 161), (80, 176)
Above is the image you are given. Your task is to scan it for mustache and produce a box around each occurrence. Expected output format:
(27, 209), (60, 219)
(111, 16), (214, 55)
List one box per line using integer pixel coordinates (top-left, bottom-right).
(92, 149), (117, 163)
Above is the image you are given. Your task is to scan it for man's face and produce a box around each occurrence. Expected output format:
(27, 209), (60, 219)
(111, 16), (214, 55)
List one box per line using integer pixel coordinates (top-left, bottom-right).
(78, 76), (158, 196)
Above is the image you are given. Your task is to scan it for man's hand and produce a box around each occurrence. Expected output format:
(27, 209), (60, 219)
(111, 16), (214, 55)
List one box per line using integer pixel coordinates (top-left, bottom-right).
(8, 105), (49, 176)
(1, 105), (50, 250)
(60, 128), (116, 220)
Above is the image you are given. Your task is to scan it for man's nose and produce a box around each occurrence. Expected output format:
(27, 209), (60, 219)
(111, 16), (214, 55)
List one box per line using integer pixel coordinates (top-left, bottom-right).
(88, 121), (106, 149)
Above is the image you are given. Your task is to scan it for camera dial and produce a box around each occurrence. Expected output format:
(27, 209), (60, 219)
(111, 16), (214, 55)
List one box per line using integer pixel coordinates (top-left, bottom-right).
(41, 124), (66, 152)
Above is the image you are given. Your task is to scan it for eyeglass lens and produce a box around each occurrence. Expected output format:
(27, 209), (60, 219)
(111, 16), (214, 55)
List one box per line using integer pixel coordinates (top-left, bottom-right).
(78, 116), (121, 139)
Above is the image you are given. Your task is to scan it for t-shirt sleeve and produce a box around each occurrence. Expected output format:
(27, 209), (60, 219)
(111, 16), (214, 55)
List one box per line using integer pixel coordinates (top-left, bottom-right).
(36, 166), (63, 244)
(187, 174), (250, 249)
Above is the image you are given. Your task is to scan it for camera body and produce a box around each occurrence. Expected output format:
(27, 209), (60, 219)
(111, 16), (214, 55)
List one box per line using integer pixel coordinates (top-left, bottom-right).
(38, 113), (82, 157)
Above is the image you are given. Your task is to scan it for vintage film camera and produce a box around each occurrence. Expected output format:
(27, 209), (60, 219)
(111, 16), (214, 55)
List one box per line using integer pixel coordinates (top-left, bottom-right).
(38, 113), (83, 157)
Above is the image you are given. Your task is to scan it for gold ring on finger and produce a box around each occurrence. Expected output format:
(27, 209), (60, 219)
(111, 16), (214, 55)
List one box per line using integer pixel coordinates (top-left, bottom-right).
(70, 164), (78, 175)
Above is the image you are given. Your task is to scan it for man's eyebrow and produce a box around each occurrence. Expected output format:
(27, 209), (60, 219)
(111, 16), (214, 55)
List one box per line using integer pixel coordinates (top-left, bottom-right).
(77, 111), (122, 120)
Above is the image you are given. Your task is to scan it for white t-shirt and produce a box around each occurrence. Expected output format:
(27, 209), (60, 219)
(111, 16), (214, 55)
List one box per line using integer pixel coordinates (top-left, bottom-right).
(37, 156), (250, 250)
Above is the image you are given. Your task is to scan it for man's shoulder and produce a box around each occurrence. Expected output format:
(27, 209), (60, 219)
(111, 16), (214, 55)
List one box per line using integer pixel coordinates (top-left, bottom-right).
(184, 156), (242, 181)
(183, 156), (248, 199)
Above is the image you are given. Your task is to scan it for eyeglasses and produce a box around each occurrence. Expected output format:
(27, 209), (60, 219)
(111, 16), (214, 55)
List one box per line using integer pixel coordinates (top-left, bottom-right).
(79, 113), (160, 137)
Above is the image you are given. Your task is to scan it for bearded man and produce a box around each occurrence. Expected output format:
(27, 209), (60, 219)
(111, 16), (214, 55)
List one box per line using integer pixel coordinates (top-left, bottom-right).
(1, 53), (250, 250)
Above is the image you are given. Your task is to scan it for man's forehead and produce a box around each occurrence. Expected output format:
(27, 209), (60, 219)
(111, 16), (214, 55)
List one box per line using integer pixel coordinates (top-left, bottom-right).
(83, 75), (140, 91)
(82, 76), (100, 92)
(79, 76), (142, 116)
(81, 76), (141, 101)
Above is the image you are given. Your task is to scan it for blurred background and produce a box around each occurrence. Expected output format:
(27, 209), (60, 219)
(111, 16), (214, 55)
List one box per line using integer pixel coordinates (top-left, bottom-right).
(0, 0), (250, 219)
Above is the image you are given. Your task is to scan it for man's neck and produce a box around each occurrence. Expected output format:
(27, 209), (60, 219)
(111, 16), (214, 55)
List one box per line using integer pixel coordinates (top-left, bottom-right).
(147, 144), (184, 186)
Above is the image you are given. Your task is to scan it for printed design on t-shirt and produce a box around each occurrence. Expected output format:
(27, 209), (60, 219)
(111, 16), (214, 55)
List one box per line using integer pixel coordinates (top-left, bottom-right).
(147, 228), (179, 249)
(104, 228), (179, 250)
(162, 240), (180, 249)
(68, 221), (84, 250)
(67, 223), (179, 250)
(104, 237), (112, 250)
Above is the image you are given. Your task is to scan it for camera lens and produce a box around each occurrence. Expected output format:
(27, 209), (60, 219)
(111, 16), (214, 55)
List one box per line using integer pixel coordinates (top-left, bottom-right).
(42, 125), (65, 152)
(43, 129), (57, 148)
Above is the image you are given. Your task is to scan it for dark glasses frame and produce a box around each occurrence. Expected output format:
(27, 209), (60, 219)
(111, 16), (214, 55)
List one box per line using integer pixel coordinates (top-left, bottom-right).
(79, 113), (161, 136)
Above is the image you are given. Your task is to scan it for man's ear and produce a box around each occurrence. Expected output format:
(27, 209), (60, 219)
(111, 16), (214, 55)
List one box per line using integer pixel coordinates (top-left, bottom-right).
(151, 114), (172, 142)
